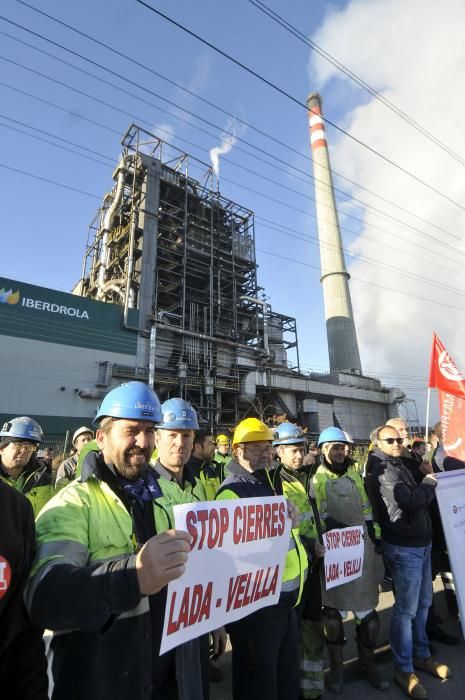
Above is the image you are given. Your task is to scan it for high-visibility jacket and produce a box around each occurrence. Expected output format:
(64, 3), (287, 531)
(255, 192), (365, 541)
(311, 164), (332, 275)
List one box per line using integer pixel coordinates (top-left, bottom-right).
(195, 458), (231, 501)
(273, 464), (322, 543)
(214, 451), (232, 467)
(312, 461), (374, 527)
(25, 450), (205, 700)
(0, 456), (54, 518)
(153, 458), (208, 503)
(216, 460), (308, 607)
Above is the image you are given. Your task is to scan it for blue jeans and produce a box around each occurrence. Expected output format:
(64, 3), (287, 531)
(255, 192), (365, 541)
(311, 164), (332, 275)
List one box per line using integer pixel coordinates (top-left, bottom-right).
(383, 542), (433, 672)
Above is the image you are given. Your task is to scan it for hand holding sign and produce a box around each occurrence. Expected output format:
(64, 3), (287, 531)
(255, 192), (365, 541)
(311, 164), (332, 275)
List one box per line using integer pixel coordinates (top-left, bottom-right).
(136, 529), (192, 595)
(160, 497), (291, 654)
(286, 499), (300, 529)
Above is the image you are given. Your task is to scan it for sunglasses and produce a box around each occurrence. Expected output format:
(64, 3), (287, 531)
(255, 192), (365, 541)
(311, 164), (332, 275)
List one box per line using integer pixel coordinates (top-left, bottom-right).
(380, 437), (403, 445)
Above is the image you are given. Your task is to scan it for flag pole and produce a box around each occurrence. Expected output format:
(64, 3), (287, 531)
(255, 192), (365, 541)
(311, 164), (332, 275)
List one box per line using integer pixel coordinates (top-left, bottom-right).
(425, 387), (431, 445)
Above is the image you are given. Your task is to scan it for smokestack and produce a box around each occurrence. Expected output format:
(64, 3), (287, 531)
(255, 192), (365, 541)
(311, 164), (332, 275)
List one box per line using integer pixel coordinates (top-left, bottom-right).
(306, 92), (362, 374)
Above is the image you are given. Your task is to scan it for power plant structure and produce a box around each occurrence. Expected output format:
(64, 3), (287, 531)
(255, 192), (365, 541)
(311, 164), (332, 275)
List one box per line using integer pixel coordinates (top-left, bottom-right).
(0, 98), (412, 438)
(69, 121), (406, 436)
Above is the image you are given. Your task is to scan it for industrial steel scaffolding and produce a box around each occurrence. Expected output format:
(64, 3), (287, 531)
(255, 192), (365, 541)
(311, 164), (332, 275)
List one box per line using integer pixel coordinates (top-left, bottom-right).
(78, 125), (299, 427)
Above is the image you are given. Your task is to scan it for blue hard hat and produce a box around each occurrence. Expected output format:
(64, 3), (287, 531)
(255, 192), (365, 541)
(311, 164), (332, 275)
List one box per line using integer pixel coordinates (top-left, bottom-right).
(93, 381), (162, 426)
(0, 416), (43, 444)
(317, 427), (349, 447)
(158, 398), (199, 430)
(273, 422), (305, 446)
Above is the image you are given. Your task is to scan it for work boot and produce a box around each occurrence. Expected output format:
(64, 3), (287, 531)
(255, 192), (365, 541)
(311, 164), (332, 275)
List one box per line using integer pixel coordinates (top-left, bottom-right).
(444, 589), (459, 619)
(426, 621), (460, 645)
(325, 643), (343, 694)
(413, 656), (451, 679)
(394, 670), (428, 699)
(356, 638), (390, 690)
(355, 612), (390, 691)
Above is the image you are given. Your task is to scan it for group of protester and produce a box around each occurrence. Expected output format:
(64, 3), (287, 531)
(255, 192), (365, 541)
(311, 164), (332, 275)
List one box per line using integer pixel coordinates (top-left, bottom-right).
(0, 382), (460, 700)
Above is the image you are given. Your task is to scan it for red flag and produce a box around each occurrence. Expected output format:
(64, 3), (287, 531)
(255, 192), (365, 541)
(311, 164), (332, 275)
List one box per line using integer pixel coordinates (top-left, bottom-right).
(438, 392), (465, 461)
(428, 333), (465, 397)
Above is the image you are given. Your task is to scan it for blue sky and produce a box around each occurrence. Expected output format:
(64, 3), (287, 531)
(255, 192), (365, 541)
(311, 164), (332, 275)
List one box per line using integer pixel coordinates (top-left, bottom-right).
(1, 0), (351, 373)
(3, 0), (464, 422)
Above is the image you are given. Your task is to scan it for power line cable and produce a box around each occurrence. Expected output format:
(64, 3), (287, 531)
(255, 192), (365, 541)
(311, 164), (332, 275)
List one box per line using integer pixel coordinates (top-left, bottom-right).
(0, 162), (100, 198)
(2, 93), (465, 287)
(2, 160), (465, 314)
(249, 0), (465, 168)
(135, 0), (465, 213)
(1, 22), (463, 248)
(3, 70), (465, 283)
(3, 47), (465, 269)
(256, 248), (465, 314)
(0, 120), (112, 168)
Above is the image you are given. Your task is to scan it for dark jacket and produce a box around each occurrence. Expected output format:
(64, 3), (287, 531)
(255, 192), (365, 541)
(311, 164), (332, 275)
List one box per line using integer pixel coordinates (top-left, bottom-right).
(367, 449), (437, 547)
(55, 454), (78, 485)
(0, 481), (48, 699)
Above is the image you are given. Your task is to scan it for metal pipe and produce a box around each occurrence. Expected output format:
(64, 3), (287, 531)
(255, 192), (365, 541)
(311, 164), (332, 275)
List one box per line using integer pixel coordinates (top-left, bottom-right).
(97, 158), (127, 300)
(148, 324), (157, 386)
(239, 295), (269, 353)
(154, 321), (268, 354)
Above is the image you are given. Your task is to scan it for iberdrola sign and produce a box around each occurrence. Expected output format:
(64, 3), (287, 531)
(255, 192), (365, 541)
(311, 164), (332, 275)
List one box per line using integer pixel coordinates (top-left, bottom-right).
(0, 285), (89, 320)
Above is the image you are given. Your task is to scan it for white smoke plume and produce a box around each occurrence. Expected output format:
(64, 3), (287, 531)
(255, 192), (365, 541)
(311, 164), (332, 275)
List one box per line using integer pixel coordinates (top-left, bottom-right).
(209, 118), (245, 177)
(308, 0), (465, 419)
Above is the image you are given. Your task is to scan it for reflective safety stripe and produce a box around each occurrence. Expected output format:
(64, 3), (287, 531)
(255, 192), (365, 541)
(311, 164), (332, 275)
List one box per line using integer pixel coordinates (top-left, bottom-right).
(26, 540), (90, 613)
(34, 540), (89, 567)
(281, 572), (303, 592)
(117, 596), (150, 620)
(287, 537), (296, 553)
(300, 678), (325, 690)
(300, 511), (313, 521)
(300, 659), (325, 672)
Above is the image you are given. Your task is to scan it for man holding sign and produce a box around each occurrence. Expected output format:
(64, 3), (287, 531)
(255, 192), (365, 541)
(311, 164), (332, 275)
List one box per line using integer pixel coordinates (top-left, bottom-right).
(313, 427), (388, 694)
(215, 417), (308, 700)
(25, 382), (201, 700)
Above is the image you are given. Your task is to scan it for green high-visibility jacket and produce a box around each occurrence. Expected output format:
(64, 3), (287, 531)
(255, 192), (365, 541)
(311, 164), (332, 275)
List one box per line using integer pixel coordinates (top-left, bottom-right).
(273, 464), (322, 542)
(25, 450), (205, 700)
(195, 459), (231, 501)
(0, 456), (54, 518)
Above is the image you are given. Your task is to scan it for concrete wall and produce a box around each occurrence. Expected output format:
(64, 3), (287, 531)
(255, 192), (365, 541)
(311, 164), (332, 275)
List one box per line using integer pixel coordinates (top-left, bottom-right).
(332, 397), (388, 440)
(0, 335), (136, 433)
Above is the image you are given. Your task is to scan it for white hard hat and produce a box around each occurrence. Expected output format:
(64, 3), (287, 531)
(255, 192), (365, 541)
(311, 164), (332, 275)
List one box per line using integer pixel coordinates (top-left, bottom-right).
(72, 426), (94, 446)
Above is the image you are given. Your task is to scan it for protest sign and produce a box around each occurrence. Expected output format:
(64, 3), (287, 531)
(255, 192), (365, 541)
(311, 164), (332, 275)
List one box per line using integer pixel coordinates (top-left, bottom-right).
(160, 495), (292, 654)
(435, 469), (465, 638)
(322, 525), (364, 590)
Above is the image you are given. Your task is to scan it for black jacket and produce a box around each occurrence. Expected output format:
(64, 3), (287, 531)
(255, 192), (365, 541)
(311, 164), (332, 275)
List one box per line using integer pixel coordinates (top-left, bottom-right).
(367, 449), (437, 547)
(0, 481), (48, 699)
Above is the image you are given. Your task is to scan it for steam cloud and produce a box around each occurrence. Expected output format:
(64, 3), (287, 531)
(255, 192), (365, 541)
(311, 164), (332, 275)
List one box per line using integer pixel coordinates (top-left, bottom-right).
(308, 0), (465, 419)
(210, 118), (245, 177)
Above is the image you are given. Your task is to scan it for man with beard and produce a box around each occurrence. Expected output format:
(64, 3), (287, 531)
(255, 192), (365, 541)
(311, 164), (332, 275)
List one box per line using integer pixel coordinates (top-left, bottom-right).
(313, 427), (388, 694)
(215, 417), (307, 700)
(368, 425), (451, 699)
(25, 382), (197, 700)
(273, 422), (325, 700)
(186, 428), (223, 502)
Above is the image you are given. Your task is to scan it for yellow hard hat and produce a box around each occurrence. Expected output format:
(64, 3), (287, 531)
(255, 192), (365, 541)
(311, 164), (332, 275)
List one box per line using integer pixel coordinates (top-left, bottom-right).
(232, 418), (274, 446)
(216, 434), (230, 445)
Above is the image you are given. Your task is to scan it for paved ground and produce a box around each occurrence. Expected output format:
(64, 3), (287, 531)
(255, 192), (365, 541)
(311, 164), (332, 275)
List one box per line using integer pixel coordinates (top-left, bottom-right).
(211, 575), (464, 700)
